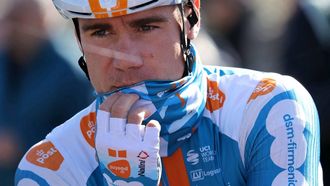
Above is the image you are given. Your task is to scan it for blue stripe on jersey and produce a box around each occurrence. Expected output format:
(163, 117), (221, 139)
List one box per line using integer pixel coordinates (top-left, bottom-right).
(297, 91), (320, 185)
(86, 166), (106, 186)
(176, 116), (246, 185)
(219, 69), (234, 76)
(203, 67), (216, 75)
(180, 117), (227, 185)
(15, 169), (50, 186)
(218, 133), (246, 185)
(203, 66), (234, 77)
(160, 161), (170, 186)
(244, 90), (297, 185)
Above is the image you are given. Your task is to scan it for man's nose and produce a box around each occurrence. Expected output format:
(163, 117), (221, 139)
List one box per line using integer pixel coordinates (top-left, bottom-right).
(83, 40), (143, 70)
(112, 36), (143, 71)
(111, 50), (143, 70)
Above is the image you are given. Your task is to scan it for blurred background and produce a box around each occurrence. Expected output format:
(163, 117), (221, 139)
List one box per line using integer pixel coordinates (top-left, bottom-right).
(194, 0), (330, 184)
(0, 0), (94, 185)
(0, 0), (329, 185)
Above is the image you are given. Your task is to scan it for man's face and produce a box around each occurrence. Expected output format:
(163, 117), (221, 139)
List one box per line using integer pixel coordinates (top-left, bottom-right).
(79, 5), (184, 93)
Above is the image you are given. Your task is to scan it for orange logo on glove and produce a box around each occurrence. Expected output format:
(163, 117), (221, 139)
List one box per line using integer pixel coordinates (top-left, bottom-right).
(80, 112), (96, 148)
(26, 141), (64, 171)
(108, 148), (131, 178)
(206, 79), (226, 112)
(108, 160), (131, 179)
(248, 78), (276, 103)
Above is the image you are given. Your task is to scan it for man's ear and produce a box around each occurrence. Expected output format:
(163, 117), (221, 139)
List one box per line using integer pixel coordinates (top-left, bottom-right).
(186, 6), (200, 40)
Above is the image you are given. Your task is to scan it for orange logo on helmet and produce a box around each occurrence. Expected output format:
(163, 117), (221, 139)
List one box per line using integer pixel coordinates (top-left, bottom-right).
(26, 141), (64, 171)
(248, 78), (276, 103)
(88, 0), (109, 18)
(194, 0), (200, 10)
(88, 0), (128, 18)
(111, 0), (128, 17)
(107, 148), (130, 178)
(80, 112), (96, 148)
(206, 79), (225, 112)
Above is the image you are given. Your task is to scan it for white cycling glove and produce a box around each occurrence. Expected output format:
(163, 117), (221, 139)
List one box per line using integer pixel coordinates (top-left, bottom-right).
(95, 110), (161, 186)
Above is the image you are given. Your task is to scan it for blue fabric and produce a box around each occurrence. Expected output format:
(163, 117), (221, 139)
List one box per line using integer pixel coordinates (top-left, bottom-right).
(0, 41), (94, 186)
(96, 46), (207, 156)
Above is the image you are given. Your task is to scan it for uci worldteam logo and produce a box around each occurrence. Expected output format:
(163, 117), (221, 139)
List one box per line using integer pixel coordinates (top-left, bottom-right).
(186, 150), (199, 165)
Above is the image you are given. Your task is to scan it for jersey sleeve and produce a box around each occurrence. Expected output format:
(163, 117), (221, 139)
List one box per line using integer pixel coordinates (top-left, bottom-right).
(15, 104), (102, 186)
(15, 140), (72, 186)
(240, 75), (322, 185)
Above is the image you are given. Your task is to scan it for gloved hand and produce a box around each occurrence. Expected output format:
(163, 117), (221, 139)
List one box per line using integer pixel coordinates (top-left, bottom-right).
(95, 93), (161, 186)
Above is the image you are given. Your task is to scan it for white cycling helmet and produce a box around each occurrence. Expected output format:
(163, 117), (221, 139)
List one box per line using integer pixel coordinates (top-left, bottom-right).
(52, 0), (200, 19)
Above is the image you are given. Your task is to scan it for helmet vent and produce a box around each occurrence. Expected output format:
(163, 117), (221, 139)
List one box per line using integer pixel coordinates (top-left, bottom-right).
(68, 10), (92, 16)
(130, 0), (159, 10)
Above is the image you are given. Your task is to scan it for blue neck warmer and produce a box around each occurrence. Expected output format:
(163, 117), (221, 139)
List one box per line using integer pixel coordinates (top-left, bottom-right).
(96, 46), (207, 157)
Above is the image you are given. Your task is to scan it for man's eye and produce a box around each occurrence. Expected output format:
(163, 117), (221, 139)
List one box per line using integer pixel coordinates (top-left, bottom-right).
(137, 25), (158, 32)
(91, 30), (109, 37)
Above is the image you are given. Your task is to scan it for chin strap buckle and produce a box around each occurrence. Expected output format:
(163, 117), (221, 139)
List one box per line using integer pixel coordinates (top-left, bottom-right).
(78, 56), (90, 80)
(184, 46), (195, 75)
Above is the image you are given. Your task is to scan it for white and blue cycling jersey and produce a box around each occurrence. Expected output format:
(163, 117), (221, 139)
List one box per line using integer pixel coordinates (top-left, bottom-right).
(15, 52), (323, 185)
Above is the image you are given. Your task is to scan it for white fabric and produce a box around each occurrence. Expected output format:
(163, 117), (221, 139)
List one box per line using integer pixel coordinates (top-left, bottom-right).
(95, 110), (161, 184)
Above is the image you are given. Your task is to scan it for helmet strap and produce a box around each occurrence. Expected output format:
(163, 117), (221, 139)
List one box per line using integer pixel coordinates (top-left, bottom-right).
(78, 56), (90, 80)
(73, 19), (91, 80)
(178, 0), (198, 77)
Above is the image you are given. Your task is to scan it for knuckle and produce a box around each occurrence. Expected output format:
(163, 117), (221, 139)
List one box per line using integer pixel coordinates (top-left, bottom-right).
(99, 102), (110, 111)
(111, 93), (140, 117)
(111, 104), (129, 118)
(99, 94), (119, 111)
(127, 107), (145, 124)
(127, 114), (142, 124)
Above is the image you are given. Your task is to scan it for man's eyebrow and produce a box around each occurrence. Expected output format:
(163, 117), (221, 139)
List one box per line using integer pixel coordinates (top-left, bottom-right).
(129, 15), (169, 27)
(81, 23), (113, 32)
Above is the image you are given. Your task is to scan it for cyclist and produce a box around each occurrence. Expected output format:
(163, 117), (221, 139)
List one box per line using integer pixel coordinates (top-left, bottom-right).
(15, 0), (323, 185)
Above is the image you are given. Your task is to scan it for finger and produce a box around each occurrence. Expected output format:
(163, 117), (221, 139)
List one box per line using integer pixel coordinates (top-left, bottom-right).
(109, 117), (126, 135)
(110, 94), (139, 118)
(126, 124), (145, 141)
(144, 120), (161, 145)
(99, 92), (122, 111)
(96, 110), (110, 133)
(127, 106), (152, 125)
